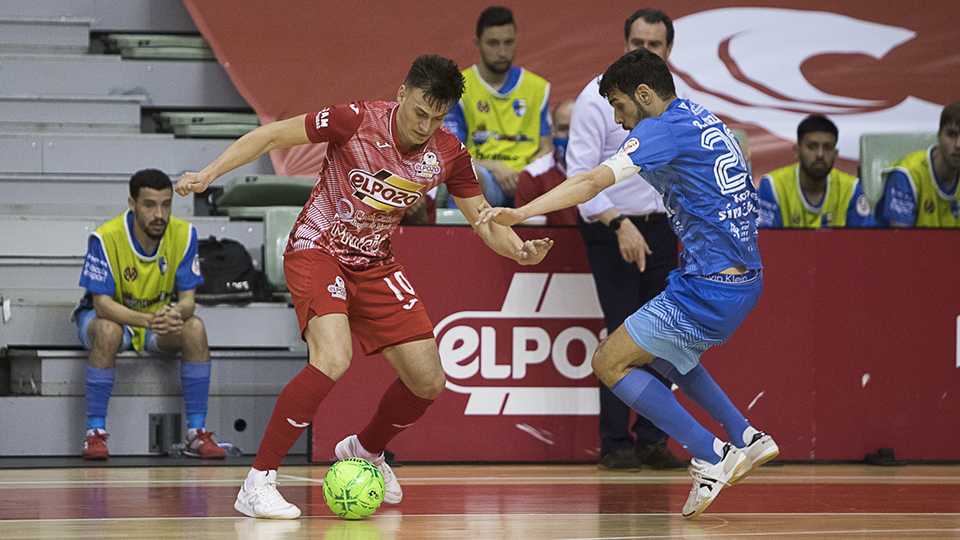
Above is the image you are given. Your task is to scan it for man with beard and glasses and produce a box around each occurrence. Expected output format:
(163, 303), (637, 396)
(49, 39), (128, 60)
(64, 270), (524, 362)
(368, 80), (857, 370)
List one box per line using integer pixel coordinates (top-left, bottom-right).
(478, 48), (778, 519)
(876, 102), (960, 228)
(443, 5), (552, 208)
(757, 115), (876, 228)
(71, 169), (223, 460)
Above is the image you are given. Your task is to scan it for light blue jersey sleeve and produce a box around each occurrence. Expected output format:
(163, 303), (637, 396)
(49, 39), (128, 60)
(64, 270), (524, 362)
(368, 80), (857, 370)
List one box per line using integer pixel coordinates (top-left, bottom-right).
(876, 170), (916, 226)
(846, 181), (877, 228)
(78, 236), (115, 297)
(174, 227), (203, 292)
(443, 102), (467, 143)
(756, 176), (782, 228)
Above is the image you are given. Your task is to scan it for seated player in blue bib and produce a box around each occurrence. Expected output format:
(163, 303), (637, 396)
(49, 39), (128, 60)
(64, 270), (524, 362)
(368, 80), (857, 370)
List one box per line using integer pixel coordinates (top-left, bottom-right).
(477, 48), (779, 519)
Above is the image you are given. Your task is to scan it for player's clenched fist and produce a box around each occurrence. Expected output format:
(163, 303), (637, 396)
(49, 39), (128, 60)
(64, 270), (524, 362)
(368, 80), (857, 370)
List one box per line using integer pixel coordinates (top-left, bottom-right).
(176, 171), (214, 197)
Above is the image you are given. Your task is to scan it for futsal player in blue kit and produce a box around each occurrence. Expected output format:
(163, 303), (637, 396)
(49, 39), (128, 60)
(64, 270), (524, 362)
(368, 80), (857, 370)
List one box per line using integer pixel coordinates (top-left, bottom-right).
(477, 48), (779, 518)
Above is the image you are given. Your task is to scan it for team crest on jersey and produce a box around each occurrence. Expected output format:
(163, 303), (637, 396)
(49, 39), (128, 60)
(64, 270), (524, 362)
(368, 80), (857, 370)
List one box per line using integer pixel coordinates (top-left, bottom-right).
(415, 152), (442, 179)
(158, 256), (167, 275)
(513, 99), (527, 117)
(477, 100), (490, 113)
(328, 276), (346, 300)
(123, 266), (138, 282)
(621, 137), (640, 155)
(192, 254), (201, 276)
(349, 168), (422, 210)
(924, 200), (935, 214)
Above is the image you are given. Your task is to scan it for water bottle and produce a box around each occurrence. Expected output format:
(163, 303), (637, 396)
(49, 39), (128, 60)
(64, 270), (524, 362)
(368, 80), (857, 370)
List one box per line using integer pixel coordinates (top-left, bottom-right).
(219, 442), (243, 456)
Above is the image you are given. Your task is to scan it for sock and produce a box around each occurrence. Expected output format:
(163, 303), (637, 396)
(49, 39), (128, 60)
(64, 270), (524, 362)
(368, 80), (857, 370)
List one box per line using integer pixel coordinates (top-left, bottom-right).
(610, 369), (721, 464)
(253, 364), (335, 472)
(742, 425), (760, 447)
(85, 366), (115, 431)
(181, 361), (211, 430)
(357, 378), (435, 455)
(244, 468), (275, 491)
(649, 358), (752, 448)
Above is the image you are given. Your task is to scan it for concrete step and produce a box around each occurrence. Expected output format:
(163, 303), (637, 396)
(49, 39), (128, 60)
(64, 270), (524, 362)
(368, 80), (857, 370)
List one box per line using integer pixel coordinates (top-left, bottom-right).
(0, 0), (198, 33)
(0, 132), (273, 176)
(0, 394), (306, 456)
(0, 300), (304, 350)
(3, 348), (307, 397)
(0, 94), (143, 133)
(0, 18), (92, 54)
(0, 53), (248, 109)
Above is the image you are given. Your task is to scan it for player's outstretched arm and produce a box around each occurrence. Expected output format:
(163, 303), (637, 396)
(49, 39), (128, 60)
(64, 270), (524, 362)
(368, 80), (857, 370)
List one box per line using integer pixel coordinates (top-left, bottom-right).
(455, 195), (553, 265)
(175, 115), (312, 197)
(476, 163), (616, 227)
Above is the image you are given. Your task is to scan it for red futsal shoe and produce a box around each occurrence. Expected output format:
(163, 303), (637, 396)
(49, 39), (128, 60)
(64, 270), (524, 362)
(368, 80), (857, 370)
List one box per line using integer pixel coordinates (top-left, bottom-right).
(184, 429), (227, 459)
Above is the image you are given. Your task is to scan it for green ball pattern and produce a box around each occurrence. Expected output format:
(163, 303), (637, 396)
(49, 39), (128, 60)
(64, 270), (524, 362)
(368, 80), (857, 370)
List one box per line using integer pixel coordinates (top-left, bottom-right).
(322, 457), (385, 520)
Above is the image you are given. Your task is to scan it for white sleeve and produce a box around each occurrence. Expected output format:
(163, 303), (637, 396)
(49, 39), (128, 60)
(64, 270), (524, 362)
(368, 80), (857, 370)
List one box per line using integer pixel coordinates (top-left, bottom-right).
(566, 83), (606, 177)
(569, 79), (617, 221)
(601, 152), (642, 184)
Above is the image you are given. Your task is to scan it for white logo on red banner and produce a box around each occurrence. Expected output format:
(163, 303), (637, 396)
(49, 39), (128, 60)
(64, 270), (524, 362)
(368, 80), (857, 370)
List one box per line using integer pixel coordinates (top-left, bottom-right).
(435, 273), (606, 416)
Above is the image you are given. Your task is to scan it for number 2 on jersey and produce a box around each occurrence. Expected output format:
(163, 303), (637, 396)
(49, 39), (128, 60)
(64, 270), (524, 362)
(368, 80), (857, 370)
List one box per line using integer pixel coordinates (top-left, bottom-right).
(701, 126), (748, 195)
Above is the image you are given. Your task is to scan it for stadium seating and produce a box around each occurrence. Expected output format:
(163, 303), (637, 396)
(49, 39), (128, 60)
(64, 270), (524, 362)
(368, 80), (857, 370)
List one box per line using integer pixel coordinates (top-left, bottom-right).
(859, 132), (937, 207)
(0, 0), (309, 457)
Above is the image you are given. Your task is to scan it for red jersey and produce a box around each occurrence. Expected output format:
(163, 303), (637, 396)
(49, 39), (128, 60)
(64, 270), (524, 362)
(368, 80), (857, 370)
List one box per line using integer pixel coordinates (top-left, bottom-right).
(286, 101), (481, 269)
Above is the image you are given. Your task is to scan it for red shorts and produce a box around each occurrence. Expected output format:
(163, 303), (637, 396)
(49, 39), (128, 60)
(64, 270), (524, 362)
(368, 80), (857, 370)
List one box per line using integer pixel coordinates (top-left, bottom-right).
(283, 249), (435, 355)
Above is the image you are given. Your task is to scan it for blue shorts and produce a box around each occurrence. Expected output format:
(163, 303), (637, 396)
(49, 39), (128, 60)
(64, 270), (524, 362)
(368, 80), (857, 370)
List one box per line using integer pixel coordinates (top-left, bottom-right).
(75, 309), (159, 353)
(623, 268), (763, 374)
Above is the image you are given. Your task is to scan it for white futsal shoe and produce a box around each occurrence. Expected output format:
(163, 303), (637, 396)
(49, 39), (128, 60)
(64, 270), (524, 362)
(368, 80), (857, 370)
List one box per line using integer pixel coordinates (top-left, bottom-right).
(729, 432), (779, 486)
(682, 443), (746, 519)
(235, 469), (301, 520)
(335, 434), (402, 504)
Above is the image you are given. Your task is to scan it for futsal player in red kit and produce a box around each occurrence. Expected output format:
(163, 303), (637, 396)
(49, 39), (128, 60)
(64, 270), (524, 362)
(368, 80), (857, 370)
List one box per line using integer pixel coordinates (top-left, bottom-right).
(176, 55), (553, 519)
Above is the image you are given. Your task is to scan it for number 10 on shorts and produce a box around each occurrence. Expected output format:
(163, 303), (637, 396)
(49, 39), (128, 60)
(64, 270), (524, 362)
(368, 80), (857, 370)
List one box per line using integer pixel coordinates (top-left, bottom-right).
(383, 271), (419, 310)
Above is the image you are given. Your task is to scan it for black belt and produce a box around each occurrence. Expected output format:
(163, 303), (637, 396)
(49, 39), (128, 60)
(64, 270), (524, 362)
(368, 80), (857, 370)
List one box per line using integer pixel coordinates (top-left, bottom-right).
(627, 212), (667, 222)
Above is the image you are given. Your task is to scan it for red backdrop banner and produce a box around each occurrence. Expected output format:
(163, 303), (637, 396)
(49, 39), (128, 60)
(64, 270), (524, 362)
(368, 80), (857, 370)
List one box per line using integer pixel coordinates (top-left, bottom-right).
(306, 227), (960, 463)
(182, 1), (959, 180)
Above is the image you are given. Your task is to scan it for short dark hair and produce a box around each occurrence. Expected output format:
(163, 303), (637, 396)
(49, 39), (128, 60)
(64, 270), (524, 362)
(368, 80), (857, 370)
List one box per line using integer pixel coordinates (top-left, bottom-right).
(405, 55), (465, 109)
(797, 115), (838, 142)
(476, 6), (514, 38)
(599, 48), (676, 101)
(129, 168), (172, 199)
(624, 8), (674, 46)
(939, 102), (960, 132)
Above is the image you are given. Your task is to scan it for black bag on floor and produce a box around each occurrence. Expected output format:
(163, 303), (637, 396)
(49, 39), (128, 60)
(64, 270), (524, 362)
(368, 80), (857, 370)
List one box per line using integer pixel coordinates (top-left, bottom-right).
(195, 236), (260, 305)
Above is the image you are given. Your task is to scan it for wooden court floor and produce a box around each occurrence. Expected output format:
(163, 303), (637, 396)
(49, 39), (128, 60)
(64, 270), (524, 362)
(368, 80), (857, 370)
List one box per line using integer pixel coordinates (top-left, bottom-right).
(1, 462), (959, 539)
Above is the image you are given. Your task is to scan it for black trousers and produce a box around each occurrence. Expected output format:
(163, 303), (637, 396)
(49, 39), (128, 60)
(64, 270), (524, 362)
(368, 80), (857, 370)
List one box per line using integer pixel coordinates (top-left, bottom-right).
(578, 213), (679, 456)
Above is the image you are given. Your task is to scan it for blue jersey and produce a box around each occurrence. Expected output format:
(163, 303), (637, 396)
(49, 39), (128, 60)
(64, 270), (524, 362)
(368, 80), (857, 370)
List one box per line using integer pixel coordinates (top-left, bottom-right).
(617, 99), (761, 275)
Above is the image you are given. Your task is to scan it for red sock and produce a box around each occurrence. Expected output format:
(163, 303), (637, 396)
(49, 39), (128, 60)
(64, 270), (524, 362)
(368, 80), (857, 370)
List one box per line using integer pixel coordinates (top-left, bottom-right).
(253, 364), (334, 471)
(357, 378), (435, 455)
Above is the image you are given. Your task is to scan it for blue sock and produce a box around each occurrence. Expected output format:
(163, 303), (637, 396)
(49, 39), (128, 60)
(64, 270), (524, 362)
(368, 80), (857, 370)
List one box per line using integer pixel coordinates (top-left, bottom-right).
(610, 369), (720, 463)
(181, 362), (211, 430)
(85, 366), (114, 431)
(649, 358), (751, 447)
